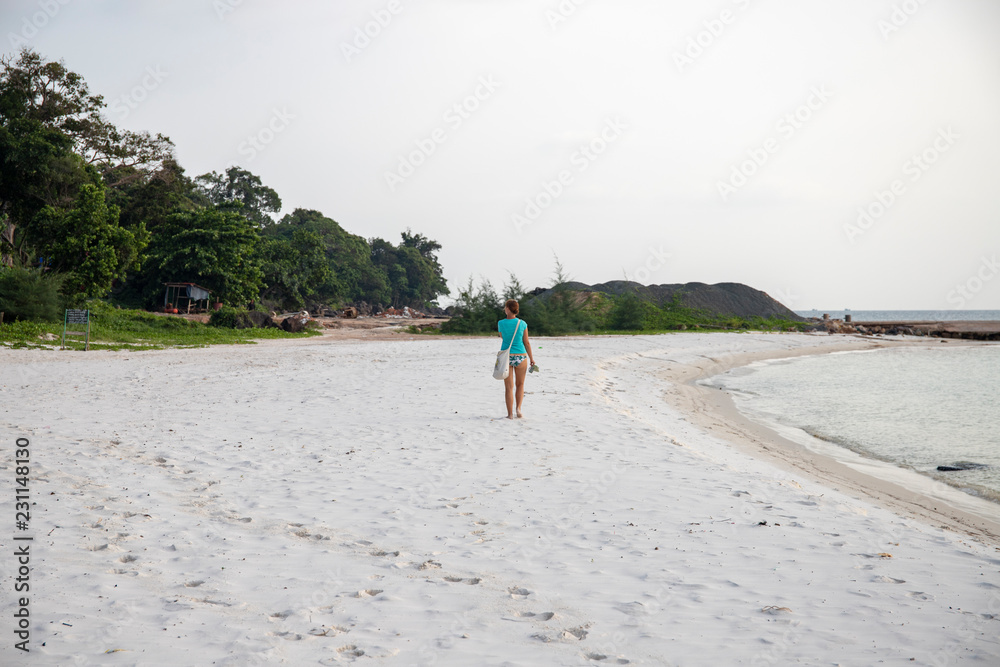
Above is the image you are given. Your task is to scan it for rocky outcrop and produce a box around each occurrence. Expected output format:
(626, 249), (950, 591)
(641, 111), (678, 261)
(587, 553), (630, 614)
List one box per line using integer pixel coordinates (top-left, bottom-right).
(810, 320), (1000, 340)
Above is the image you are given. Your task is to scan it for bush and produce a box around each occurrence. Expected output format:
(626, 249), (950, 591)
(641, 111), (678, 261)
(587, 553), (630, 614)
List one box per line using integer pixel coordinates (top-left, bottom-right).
(606, 292), (650, 330)
(440, 277), (503, 334)
(0, 265), (66, 322)
(209, 305), (252, 329)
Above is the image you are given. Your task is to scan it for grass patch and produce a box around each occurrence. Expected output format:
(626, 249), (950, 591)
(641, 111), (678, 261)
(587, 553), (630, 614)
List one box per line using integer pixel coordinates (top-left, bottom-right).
(0, 301), (319, 351)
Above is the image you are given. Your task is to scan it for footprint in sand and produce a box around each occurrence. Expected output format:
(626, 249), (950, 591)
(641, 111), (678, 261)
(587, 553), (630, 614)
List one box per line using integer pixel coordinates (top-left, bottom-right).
(907, 591), (934, 601)
(444, 576), (481, 585)
(872, 575), (905, 584)
(118, 554), (138, 563)
(308, 625), (349, 637)
(509, 586), (532, 599)
(185, 580), (205, 588)
(353, 589), (383, 598)
(532, 624), (590, 643)
(584, 653), (630, 664)
(516, 611), (555, 621)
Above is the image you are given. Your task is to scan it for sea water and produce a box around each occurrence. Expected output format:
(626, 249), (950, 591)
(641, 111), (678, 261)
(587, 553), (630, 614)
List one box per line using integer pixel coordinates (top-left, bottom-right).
(707, 344), (1000, 504)
(796, 309), (1000, 322)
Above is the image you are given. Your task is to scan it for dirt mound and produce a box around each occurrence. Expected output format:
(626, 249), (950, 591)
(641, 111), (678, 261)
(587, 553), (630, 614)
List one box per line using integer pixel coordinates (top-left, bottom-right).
(531, 281), (803, 320)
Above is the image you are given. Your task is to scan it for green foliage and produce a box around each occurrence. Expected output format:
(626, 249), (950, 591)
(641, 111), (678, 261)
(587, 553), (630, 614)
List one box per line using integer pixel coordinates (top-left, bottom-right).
(0, 300), (316, 350)
(370, 230), (449, 308)
(443, 268), (808, 336)
(265, 211), (448, 310)
(145, 207), (263, 306)
(606, 292), (651, 331)
(3, 50), (448, 317)
(33, 181), (149, 299)
(85, 301), (315, 347)
(0, 264), (66, 321)
(208, 305), (257, 329)
(440, 277), (503, 334)
(265, 209), (373, 307)
(1, 48), (169, 273)
(195, 167), (281, 227)
(108, 159), (206, 233)
(259, 229), (332, 311)
(0, 319), (50, 348)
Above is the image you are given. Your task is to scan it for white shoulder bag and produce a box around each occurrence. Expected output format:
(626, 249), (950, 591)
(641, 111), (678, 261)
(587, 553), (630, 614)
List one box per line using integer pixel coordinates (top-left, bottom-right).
(493, 319), (522, 380)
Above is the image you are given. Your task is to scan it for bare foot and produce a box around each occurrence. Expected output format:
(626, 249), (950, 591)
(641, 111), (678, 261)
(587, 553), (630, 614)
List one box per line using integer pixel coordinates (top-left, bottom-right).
(516, 411), (523, 419)
(506, 414), (514, 420)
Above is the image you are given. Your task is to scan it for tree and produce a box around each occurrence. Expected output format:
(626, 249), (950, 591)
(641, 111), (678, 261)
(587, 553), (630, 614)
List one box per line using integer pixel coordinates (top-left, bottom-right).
(370, 231), (449, 308)
(110, 158), (206, 233)
(0, 49), (172, 266)
(0, 49), (172, 184)
(0, 263), (66, 321)
(32, 181), (148, 299)
(145, 207), (262, 306)
(270, 208), (389, 305)
(195, 167), (281, 227)
(259, 229), (333, 310)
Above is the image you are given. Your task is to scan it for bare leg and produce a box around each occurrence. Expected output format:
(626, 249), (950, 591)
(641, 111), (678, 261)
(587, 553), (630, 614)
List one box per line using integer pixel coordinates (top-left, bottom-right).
(514, 362), (529, 418)
(504, 370), (515, 419)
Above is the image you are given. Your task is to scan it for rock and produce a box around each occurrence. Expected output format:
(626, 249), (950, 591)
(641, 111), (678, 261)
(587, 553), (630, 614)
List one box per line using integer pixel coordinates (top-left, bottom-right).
(936, 462), (989, 472)
(341, 306), (358, 319)
(281, 316), (308, 333)
(245, 311), (278, 329)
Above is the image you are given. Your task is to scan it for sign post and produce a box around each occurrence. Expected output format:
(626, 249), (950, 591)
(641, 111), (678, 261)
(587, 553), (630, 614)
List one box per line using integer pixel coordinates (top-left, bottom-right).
(62, 309), (91, 350)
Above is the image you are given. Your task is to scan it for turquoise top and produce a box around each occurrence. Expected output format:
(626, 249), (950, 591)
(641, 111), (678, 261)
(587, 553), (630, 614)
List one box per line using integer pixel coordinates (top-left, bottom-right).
(498, 318), (527, 355)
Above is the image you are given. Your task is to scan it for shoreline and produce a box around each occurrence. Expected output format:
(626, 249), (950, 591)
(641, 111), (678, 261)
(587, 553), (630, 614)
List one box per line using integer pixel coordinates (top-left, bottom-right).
(653, 335), (1000, 546)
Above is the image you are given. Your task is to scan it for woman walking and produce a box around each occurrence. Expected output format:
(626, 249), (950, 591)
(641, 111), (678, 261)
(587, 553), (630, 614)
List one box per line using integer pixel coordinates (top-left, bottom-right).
(498, 299), (535, 419)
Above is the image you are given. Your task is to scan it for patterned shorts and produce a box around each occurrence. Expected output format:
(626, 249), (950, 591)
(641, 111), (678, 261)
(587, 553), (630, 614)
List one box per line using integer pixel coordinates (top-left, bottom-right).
(509, 354), (528, 368)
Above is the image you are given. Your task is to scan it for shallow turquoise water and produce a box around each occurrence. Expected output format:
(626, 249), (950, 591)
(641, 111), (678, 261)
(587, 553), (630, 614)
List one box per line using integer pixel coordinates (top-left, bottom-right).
(709, 345), (1000, 503)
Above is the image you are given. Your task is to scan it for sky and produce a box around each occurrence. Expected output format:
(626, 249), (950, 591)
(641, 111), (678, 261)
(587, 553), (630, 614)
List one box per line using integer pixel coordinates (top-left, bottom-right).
(3, 0), (1000, 310)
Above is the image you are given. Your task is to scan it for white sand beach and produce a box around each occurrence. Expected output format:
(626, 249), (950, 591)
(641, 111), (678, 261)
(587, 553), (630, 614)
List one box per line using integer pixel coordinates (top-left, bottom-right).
(2, 332), (999, 666)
